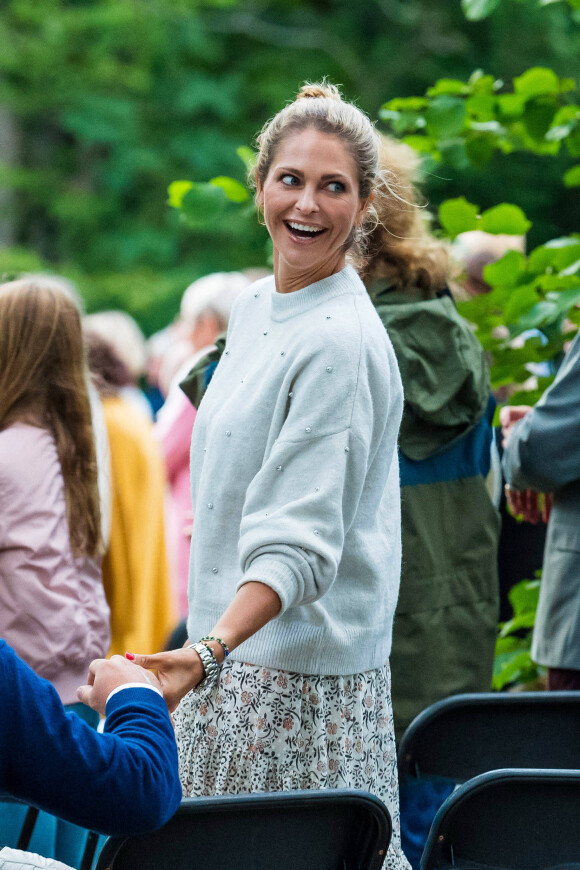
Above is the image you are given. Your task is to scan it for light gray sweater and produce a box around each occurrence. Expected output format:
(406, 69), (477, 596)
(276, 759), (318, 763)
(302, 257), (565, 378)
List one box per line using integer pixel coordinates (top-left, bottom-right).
(187, 265), (404, 675)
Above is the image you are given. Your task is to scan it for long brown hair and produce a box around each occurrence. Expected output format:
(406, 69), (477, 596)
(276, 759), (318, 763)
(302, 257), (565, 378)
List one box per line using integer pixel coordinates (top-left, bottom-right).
(0, 277), (102, 558)
(360, 135), (449, 297)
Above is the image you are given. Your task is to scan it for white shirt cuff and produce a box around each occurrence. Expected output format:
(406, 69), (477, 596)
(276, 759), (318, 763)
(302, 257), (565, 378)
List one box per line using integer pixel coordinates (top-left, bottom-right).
(106, 683), (163, 704)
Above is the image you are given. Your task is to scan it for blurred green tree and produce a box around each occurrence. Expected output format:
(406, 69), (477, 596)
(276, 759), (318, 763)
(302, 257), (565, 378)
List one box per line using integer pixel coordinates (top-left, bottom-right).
(0, 0), (578, 332)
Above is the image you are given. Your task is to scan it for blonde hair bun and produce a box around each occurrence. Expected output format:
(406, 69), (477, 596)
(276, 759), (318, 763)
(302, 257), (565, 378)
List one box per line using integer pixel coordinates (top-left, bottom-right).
(296, 81), (342, 102)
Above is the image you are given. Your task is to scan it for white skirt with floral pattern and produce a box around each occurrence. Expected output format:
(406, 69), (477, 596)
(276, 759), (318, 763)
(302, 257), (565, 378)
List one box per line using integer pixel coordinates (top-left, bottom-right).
(172, 658), (410, 870)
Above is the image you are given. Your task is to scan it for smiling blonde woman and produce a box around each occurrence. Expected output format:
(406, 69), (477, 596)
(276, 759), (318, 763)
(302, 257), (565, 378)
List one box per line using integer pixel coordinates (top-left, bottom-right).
(130, 83), (409, 869)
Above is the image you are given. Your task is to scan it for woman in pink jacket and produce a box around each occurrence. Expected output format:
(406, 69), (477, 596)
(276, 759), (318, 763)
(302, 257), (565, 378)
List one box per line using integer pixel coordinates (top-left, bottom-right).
(0, 276), (110, 866)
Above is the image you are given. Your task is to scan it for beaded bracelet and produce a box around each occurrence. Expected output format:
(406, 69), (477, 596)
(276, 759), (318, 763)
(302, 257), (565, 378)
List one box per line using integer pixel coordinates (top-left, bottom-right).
(200, 635), (230, 659)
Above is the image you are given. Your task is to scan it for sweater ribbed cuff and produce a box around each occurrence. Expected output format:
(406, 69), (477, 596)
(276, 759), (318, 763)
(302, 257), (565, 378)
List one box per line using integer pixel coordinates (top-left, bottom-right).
(237, 556), (300, 614)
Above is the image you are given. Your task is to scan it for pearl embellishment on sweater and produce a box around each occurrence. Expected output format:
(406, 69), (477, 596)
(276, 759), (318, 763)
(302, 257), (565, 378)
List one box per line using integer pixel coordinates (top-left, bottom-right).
(207, 503), (213, 509)
(305, 427), (311, 433)
(326, 366), (333, 373)
(226, 430), (231, 437)
(280, 351), (286, 356)
(276, 465), (283, 471)
(212, 568), (218, 574)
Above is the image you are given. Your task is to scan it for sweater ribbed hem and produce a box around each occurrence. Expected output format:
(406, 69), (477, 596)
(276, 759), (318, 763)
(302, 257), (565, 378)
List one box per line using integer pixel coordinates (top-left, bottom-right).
(187, 606), (393, 676)
(269, 265), (364, 322)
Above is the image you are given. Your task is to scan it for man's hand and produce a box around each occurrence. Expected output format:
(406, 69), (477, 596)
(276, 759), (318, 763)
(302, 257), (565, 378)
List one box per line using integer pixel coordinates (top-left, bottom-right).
(499, 404), (532, 447)
(77, 655), (162, 716)
(505, 486), (553, 524)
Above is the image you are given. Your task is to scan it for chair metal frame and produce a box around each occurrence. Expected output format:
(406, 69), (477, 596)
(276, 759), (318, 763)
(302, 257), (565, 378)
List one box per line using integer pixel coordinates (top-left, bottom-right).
(398, 691), (580, 784)
(420, 768), (580, 870)
(95, 789), (392, 870)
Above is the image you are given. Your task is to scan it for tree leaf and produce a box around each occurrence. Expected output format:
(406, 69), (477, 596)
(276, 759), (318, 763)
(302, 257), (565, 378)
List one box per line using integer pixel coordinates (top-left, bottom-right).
(209, 176), (249, 203)
(438, 196), (479, 238)
(513, 67), (561, 98)
(523, 96), (560, 141)
(499, 611), (537, 637)
(236, 146), (255, 173)
(461, 0), (502, 20)
(564, 165), (580, 187)
(465, 131), (498, 165)
(425, 95), (466, 138)
(508, 578), (541, 618)
(497, 93), (527, 118)
(401, 135), (437, 153)
(426, 78), (469, 97)
(167, 180), (193, 209)
(381, 97), (429, 112)
(177, 182), (228, 228)
(480, 203), (532, 235)
(483, 250), (527, 286)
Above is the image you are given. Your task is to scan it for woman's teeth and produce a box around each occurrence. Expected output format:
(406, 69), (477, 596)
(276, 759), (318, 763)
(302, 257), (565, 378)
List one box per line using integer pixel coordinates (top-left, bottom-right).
(287, 221), (324, 235)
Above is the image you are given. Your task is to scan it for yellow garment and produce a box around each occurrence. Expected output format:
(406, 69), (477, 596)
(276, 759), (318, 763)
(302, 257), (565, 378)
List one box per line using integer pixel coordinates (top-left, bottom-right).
(102, 396), (175, 656)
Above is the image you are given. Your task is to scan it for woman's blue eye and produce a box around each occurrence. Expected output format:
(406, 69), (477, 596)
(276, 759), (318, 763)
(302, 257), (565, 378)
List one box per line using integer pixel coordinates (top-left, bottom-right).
(328, 181), (345, 193)
(281, 174), (299, 186)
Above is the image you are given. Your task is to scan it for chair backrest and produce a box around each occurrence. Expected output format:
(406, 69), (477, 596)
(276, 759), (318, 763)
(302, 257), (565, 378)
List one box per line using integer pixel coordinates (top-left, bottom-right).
(94, 789), (391, 870)
(0, 796), (39, 851)
(398, 691), (580, 783)
(420, 768), (580, 870)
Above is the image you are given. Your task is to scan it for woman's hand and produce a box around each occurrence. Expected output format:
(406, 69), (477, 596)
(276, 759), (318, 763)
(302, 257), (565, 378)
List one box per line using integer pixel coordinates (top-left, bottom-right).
(125, 647), (204, 712)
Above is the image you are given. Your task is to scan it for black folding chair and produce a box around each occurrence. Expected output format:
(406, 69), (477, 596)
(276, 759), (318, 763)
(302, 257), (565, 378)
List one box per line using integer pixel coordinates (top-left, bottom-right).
(398, 691), (580, 785)
(421, 768), (580, 870)
(94, 789), (392, 870)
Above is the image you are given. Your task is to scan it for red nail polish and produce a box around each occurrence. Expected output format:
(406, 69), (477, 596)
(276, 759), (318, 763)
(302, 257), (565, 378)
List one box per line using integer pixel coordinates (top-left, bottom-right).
(125, 652), (135, 660)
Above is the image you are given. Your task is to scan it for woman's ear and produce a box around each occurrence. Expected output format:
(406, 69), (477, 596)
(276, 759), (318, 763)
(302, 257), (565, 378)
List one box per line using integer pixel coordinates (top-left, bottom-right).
(255, 170), (264, 208)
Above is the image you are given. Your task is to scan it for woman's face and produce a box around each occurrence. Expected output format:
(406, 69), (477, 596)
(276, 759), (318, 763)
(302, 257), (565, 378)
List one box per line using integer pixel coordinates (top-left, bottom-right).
(257, 128), (369, 284)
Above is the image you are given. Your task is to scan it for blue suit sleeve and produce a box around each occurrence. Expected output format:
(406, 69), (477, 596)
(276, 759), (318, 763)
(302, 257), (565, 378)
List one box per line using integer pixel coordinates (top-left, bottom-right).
(0, 641), (181, 836)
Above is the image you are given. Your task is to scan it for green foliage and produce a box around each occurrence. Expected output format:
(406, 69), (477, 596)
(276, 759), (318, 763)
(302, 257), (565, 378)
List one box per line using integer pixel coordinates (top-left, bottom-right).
(463, 0), (580, 18)
(462, 0), (503, 21)
(438, 198), (532, 239)
(457, 234), (580, 394)
(439, 197), (480, 237)
(1, 0), (579, 332)
(377, 62), (580, 401)
(380, 67), (579, 181)
(493, 577), (545, 690)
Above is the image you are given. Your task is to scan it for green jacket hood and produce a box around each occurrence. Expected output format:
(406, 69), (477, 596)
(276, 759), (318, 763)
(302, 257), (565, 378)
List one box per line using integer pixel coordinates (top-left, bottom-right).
(373, 289), (490, 461)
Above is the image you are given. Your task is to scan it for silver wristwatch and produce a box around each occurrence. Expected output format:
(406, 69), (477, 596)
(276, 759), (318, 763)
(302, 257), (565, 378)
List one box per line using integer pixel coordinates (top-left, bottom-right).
(189, 641), (220, 687)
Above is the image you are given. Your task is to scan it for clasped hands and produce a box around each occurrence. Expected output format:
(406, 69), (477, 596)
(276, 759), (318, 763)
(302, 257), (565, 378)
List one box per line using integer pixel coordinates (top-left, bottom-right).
(500, 404), (552, 524)
(77, 646), (208, 716)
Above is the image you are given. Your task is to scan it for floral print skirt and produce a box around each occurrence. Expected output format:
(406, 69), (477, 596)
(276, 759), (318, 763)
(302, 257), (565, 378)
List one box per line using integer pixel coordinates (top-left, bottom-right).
(172, 659), (410, 870)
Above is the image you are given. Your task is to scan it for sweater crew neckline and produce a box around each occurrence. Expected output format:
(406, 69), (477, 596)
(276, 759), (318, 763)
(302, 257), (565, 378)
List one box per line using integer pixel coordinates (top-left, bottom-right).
(269, 265), (364, 322)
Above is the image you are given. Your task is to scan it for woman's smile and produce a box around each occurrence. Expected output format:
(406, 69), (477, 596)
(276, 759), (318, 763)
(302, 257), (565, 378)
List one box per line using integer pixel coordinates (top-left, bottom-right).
(283, 219), (328, 242)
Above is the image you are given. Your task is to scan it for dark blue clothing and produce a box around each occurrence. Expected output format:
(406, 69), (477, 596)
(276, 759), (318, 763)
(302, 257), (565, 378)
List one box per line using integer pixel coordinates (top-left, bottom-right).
(0, 640), (181, 837)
